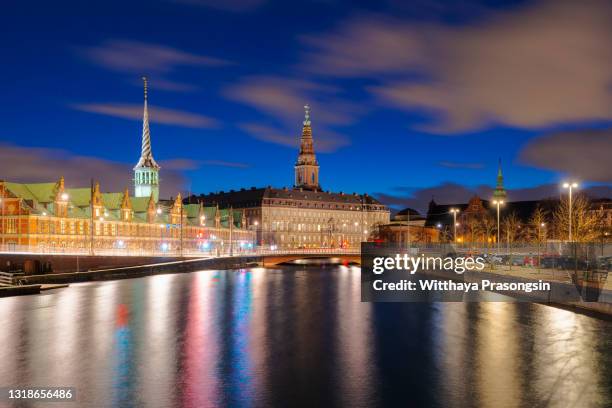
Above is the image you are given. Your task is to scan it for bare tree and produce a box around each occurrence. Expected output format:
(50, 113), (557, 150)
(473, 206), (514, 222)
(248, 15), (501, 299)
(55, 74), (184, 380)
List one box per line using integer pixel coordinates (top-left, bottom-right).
(553, 194), (599, 242)
(529, 206), (548, 268)
(528, 206), (548, 244)
(480, 214), (496, 252)
(438, 226), (452, 244)
(463, 214), (483, 247)
(502, 212), (521, 245)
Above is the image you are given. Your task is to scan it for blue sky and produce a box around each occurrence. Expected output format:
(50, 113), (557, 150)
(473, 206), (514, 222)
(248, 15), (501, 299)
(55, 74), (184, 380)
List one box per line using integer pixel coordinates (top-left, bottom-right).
(1, 0), (610, 212)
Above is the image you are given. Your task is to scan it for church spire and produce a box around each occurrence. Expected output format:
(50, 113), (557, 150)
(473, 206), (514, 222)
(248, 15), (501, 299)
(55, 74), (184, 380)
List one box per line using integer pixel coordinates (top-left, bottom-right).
(303, 103), (311, 126)
(134, 77), (160, 201)
(135, 77), (159, 170)
(294, 104), (320, 190)
(493, 158), (507, 200)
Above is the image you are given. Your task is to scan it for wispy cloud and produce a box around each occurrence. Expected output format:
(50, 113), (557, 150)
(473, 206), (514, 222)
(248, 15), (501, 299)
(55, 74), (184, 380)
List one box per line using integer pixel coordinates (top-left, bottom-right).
(302, 0), (612, 133)
(131, 77), (200, 93)
(159, 159), (201, 171)
(202, 160), (250, 168)
(159, 158), (250, 170)
(72, 103), (220, 129)
(225, 76), (361, 152)
(519, 128), (612, 183)
(173, 0), (266, 12)
(438, 161), (484, 169)
(0, 143), (187, 197)
(238, 122), (349, 153)
(81, 40), (230, 74)
(80, 40), (231, 92)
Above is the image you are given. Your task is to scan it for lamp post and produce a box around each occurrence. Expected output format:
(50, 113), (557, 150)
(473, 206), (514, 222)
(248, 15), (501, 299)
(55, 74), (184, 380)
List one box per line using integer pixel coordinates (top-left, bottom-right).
(492, 200), (504, 254)
(253, 220), (259, 249)
(180, 203), (184, 258)
(537, 222), (546, 270)
(450, 208), (459, 244)
(0, 195), (4, 250)
(562, 182), (578, 242)
(159, 224), (164, 255)
(89, 179), (94, 256)
(157, 207), (163, 256)
(59, 192), (70, 256)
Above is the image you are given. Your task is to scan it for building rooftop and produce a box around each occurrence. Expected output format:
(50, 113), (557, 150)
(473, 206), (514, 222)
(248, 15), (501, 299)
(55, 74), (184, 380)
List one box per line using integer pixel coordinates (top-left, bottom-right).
(188, 186), (387, 210)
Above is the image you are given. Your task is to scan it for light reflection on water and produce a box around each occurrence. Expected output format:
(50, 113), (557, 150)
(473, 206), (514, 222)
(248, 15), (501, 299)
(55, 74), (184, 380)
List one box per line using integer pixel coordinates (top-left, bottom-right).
(0, 266), (610, 408)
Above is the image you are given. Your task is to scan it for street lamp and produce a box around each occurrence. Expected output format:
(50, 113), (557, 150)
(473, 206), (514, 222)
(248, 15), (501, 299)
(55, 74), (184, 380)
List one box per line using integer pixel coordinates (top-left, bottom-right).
(252, 220), (259, 248)
(450, 208), (460, 243)
(492, 200), (504, 253)
(0, 197), (3, 249)
(562, 182), (578, 242)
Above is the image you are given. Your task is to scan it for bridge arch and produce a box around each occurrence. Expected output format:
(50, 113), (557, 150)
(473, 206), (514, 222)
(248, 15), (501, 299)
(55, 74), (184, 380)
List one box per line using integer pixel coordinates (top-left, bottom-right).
(261, 254), (361, 267)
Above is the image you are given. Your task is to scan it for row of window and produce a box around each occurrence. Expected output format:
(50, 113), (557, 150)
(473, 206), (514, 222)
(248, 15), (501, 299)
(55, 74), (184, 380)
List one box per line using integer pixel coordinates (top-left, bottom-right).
(1, 217), (251, 241)
(264, 200), (387, 211)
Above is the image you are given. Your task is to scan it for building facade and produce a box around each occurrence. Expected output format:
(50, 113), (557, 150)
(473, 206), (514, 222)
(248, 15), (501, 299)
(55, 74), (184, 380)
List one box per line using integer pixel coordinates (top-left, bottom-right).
(189, 105), (390, 249)
(0, 79), (252, 255)
(378, 208), (440, 244)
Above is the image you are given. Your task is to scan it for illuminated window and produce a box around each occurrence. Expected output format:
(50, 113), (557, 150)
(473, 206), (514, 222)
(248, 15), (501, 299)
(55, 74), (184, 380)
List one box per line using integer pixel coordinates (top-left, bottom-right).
(6, 218), (17, 233)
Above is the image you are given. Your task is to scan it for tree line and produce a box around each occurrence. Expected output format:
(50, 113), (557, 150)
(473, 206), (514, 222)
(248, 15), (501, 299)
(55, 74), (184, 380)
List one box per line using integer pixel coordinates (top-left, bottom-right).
(441, 195), (610, 245)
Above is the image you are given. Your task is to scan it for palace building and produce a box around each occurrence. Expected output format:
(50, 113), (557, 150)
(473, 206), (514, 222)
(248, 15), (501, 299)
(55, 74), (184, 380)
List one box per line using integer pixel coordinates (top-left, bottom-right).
(0, 78), (252, 255)
(188, 105), (390, 249)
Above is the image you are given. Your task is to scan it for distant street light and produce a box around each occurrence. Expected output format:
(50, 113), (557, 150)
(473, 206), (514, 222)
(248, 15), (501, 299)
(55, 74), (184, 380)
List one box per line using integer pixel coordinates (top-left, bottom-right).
(492, 200), (504, 253)
(450, 208), (460, 243)
(562, 182), (578, 242)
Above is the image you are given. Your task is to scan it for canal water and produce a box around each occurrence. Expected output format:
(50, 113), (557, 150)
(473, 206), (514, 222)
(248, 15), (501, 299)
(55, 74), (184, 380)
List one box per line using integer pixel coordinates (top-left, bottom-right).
(0, 266), (610, 408)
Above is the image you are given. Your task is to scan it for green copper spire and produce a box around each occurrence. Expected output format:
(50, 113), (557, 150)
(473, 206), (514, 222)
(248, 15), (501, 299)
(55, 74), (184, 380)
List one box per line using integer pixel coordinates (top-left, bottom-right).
(493, 158), (507, 200)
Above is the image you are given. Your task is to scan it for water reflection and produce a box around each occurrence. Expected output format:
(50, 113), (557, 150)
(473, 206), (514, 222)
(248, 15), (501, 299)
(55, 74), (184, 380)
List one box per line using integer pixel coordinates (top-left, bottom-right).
(0, 266), (610, 408)
(112, 304), (134, 407)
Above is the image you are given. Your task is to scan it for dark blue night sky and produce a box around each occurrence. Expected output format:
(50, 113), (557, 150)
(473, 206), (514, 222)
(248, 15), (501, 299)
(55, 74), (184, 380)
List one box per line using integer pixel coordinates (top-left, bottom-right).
(1, 0), (610, 212)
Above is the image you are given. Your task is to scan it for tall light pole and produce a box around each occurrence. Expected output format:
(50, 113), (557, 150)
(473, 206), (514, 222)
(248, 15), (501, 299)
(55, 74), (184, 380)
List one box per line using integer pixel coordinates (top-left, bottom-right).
(253, 220), (259, 249)
(0, 195), (4, 249)
(450, 208), (459, 243)
(180, 202), (184, 258)
(157, 207), (163, 255)
(492, 200), (504, 253)
(562, 182), (578, 242)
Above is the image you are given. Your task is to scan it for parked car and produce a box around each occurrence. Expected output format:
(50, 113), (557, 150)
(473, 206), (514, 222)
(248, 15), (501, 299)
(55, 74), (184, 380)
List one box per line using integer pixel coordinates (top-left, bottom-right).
(540, 256), (560, 269)
(510, 255), (525, 266)
(483, 254), (503, 264)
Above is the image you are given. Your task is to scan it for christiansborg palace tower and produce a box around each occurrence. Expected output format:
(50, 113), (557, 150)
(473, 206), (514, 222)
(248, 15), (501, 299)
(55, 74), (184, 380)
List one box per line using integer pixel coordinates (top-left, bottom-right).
(294, 104), (320, 191)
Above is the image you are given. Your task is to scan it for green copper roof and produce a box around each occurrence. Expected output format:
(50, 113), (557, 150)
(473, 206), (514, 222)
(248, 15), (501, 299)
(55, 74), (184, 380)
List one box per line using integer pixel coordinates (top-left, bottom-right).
(3, 180), (248, 228)
(493, 159), (507, 199)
